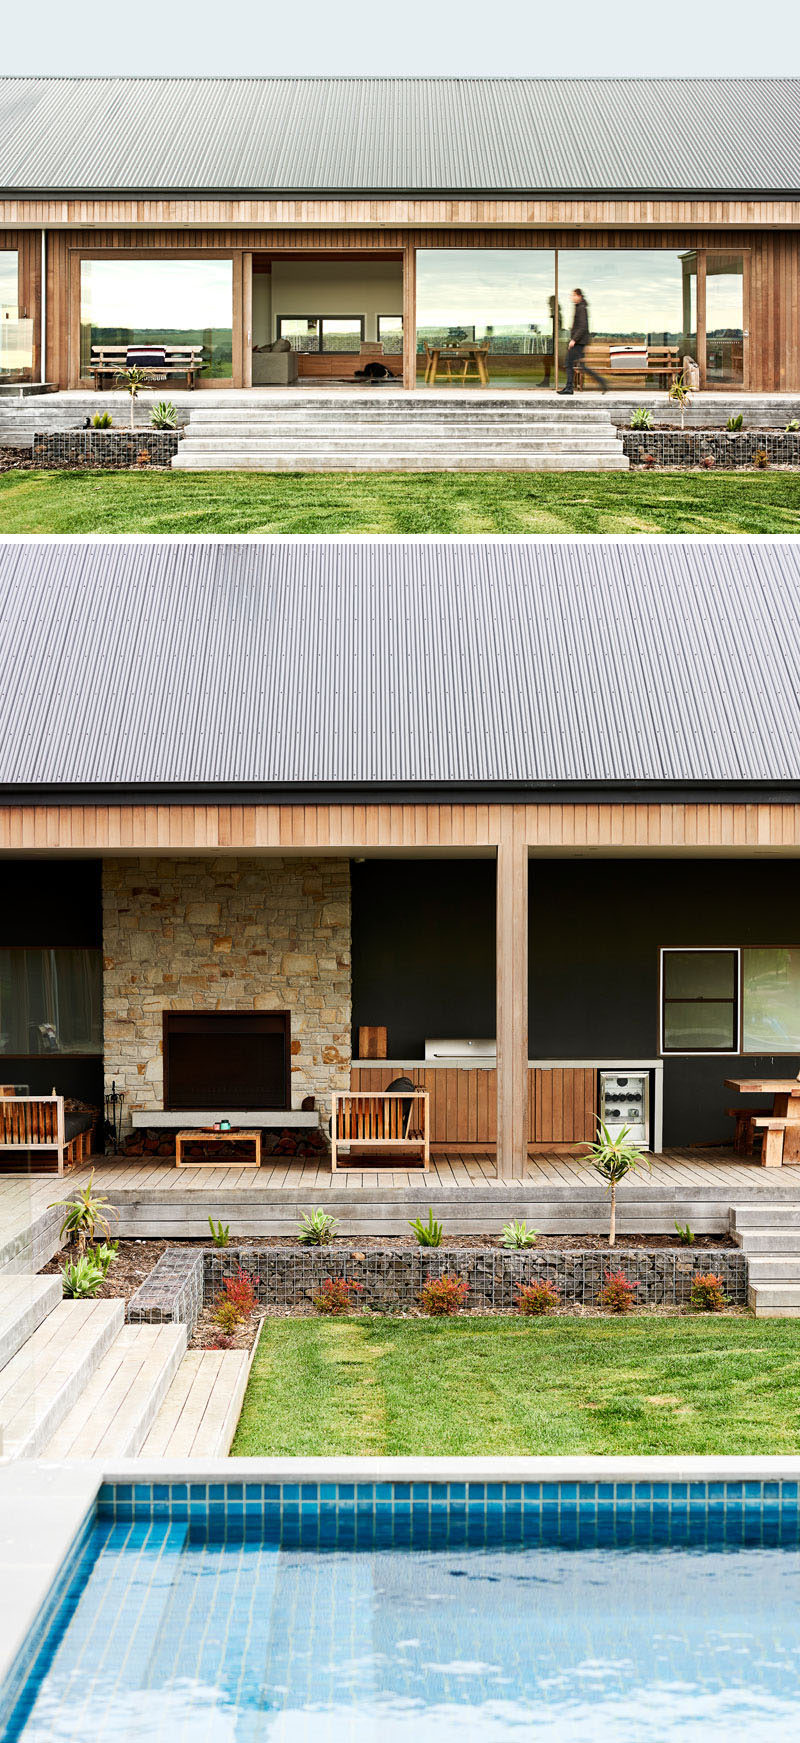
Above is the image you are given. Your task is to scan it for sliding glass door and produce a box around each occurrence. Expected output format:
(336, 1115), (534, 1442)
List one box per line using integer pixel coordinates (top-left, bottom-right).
(416, 250), (558, 386)
(80, 259), (234, 380)
(705, 252), (746, 387)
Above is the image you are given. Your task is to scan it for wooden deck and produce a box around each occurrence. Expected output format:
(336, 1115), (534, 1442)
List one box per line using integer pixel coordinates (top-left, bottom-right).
(4, 1149), (800, 1249)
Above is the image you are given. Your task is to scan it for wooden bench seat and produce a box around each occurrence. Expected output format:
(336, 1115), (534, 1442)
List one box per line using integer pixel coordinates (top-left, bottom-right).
(0, 1093), (94, 1175)
(753, 1116), (794, 1168)
(575, 343), (682, 389)
(331, 1090), (429, 1171)
(725, 1105), (772, 1156)
(89, 344), (206, 389)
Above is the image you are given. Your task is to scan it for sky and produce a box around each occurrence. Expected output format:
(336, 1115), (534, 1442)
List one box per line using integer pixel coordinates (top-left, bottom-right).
(2, 0), (799, 76)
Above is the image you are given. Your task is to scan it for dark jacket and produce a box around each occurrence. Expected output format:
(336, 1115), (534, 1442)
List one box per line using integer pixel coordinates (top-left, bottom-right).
(570, 298), (590, 349)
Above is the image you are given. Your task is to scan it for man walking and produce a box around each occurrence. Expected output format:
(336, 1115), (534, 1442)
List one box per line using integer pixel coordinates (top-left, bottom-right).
(557, 288), (607, 394)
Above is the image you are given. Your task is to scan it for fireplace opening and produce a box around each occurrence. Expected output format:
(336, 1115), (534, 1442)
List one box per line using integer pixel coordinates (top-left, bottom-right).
(162, 1012), (291, 1111)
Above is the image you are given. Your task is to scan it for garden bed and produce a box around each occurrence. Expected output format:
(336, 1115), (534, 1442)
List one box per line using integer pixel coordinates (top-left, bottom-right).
(32, 430), (180, 469)
(624, 428), (800, 468)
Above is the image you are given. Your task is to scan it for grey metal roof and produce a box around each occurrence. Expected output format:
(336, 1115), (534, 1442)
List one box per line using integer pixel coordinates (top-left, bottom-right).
(1, 540), (800, 793)
(1, 78), (798, 196)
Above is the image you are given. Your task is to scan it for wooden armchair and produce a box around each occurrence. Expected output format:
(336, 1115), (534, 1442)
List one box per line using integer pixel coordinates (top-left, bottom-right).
(330, 1090), (429, 1171)
(0, 1091), (94, 1175)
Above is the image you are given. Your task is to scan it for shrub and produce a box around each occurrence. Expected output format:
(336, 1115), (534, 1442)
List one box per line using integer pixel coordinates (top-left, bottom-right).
(212, 1332), (235, 1350)
(213, 1297), (242, 1333)
(700, 453), (715, 468)
(420, 1273), (469, 1316)
(313, 1277), (364, 1316)
(690, 1272), (728, 1312)
(298, 1208), (338, 1246)
(150, 400), (177, 429)
(785, 419), (800, 433)
(409, 1208), (443, 1247)
(223, 1268), (257, 1319)
(208, 1217), (230, 1248)
(136, 449), (152, 465)
(515, 1279), (561, 1316)
(598, 1268), (639, 1314)
(91, 411), (112, 429)
(501, 1219), (539, 1249)
(52, 1173), (115, 1258)
(726, 413), (744, 433)
(61, 1255), (105, 1299)
(629, 406), (654, 430)
(641, 452), (657, 468)
(754, 449), (769, 469)
(674, 1221), (695, 1247)
(95, 1241), (118, 1277)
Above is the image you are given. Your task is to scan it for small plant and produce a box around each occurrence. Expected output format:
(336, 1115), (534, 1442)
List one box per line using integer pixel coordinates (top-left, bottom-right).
(785, 419), (800, 433)
(313, 1277), (364, 1316)
(585, 1125), (648, 1247)
(674, 1221), (695, 1247)
(515, 1279), (561, 1316)
(641, 451), (657, 468)
(629, 406), (653, 430)
(94, 1241), (118, 1277)
(212, 1331), (235, 1350)
(61, 1255), (105, 1299)
(213, 1297), (242, 1334)
(115, 364), (148, 429)
(409, 1208), (443, 1247)
(150, 400), (177, 429)
(669, 375), (691, 430)
(501, 1219), (539, 1250)
(690, 1271), (728, 1312)
(91, 411), (113, 429)
(726, 413), (744, 433)
(208, 1217), (230, 1248)
(52, 1173), (116, 1258)
(598, 1268), (639, 1314)
(222, 1268), (257, 1319)
(754, 448), (769, 469)
(298, 1208), (338, 1246)
(420, 1273), (469, 1316)
(136, 448), (152, 465)
(700, 452), (716, 468)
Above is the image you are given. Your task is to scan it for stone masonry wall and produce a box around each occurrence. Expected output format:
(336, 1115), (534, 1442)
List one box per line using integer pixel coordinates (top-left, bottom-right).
(103, 856), (351, 1129)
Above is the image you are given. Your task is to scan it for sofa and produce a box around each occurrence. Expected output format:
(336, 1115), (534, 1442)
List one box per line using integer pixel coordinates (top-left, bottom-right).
(252, 340), (299, 386)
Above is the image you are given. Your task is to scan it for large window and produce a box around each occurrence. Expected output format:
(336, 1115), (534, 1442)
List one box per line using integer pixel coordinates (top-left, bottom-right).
(557, 249), (696, 367)
(416, 251), (558, 386)
(705, 252), (745, 386)
(742, 949), (800, 1052)
(0, 948), (102, 1056)
(377, 315), (403, 352)
(661, 950), (738, 1053)
(0, 250), (32, 381)
(276, 316), (364, 353)
(80, 259), (234, 379)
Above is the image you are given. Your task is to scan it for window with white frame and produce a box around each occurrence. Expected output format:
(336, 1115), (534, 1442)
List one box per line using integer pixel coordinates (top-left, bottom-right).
(661, 949), (739, 1053)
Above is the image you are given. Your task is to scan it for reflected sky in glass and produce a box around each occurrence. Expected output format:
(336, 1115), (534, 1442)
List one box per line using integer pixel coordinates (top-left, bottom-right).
(81, 260), (233, 328)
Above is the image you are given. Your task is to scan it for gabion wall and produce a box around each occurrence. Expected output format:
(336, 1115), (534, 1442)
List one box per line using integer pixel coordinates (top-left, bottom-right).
(127, 1249), (203, 1330)
(32, 430), (180, 468)
(624, 430), (800, 469)
(204, 1247), (748, 1311)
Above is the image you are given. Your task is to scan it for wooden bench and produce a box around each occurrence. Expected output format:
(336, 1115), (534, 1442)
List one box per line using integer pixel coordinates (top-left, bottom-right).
(89, 345), (206, 389)
(725, 1105), (772, 1156)
(574, 344), (682, 389)
(753, 1116), (794, 1169)
(331, 1090), (430, 1171)
(0, 1093), (94, 1175)
(175, 1128), (261, 1168)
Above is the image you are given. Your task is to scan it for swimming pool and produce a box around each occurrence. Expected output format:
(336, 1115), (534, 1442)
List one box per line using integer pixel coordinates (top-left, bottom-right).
(4, 1475), (800, 1742)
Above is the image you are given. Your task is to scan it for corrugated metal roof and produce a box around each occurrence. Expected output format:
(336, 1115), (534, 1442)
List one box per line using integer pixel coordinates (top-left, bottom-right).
(1, 540), (799, 793)
(0, 77), (798, 195)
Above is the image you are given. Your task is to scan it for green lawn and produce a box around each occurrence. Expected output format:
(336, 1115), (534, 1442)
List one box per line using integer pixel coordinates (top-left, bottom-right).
(1, 469), (800, 533)
(233, 1316), (800, 1457)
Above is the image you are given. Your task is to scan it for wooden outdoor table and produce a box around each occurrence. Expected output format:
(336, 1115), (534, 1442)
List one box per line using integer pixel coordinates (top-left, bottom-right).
(724, 1077), (800, 1164)
(424, 343), (490, 386)
(175, 1128), (261, 1168)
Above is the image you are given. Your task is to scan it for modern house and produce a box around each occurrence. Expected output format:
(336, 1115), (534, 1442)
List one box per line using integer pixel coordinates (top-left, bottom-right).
(2, 537), (800, 1180)
(1, 77), (799, 394)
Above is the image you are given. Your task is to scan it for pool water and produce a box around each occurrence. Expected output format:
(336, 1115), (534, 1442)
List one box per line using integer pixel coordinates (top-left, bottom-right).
(7, 1507), (800, 1742)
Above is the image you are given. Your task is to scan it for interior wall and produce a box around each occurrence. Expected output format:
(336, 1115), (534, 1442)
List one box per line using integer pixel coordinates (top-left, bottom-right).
(252, 269), (272, 348)
(267, 259), (403, 343)
(0, 858), (103, 1104)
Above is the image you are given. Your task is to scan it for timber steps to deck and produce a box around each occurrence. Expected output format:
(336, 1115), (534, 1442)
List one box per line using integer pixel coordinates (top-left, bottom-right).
(733, 1204), (800, 1317)
(173, 395), (629, 472)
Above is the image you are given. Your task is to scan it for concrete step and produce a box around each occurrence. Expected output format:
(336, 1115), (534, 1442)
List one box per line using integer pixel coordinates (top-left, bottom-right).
(177, 435), (625, 454)
(749, 1283), (800, 1314)
(183, 412), (618, 430)
(745, 1255), (800, 1279)
(43, 1323), (187, 1458)
(141, 1348), (250, 1457)
(732, 1203), (800, 1230)
(173, 452), (629, 473)
(0, 1274), (63, 1373)
(734, 1229), (800, 1254)
(0, 1299), (124, 1458)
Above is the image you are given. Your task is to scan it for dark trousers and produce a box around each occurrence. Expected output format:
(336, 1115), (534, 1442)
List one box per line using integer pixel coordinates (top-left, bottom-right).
(564, 343), (607, 392)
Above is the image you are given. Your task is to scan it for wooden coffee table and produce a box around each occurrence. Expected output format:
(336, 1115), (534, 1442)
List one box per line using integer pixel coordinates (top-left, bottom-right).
(175, 1128), (261, 1168)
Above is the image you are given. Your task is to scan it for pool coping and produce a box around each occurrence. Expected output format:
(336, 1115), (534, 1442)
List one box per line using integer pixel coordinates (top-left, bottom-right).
(3, 1453), (800, 1695)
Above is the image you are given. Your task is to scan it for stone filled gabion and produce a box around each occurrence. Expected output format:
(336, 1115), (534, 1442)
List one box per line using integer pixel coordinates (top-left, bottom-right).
(203, 1247), (748, 1311)
(127, 1248), (203, 1331)
(624, 430), (800, 469)
(32, 430), (180, 468)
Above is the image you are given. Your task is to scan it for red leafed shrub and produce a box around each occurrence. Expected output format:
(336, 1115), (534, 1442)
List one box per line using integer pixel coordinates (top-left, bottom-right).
(515, 1279), (561, 1317)
(690, 1272), (728, 1312)
(598, 1269), (639, 1314)
(313, 1277), (364, 1315)
(223, 1268), (257, 1319)
(420, 1274), (469, 1316)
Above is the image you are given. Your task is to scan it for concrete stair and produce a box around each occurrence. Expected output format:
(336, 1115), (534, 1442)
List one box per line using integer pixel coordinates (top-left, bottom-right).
(0, 1299), (124, 1457)
(0, 1274), (63, 1372)
(43, 1323), (187, 1458)
(173, 395), (629, 472)
(732, 1204), (800, 1316)
(141, 1348), (250, 1457)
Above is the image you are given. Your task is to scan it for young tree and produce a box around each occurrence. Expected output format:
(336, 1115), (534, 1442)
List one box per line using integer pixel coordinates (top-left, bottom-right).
(586, 1124), (649, 1247)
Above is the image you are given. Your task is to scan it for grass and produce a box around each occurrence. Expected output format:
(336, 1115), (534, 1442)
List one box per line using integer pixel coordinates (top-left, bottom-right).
(1, 469), (800, 534)
(232, 1315), (800, 1457)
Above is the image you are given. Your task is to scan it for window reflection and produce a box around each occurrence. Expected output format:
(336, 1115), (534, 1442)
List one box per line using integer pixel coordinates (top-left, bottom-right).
(557, 250), (697, 386)
(0, 948), (102, 1056)
(416, 251), (557, 386)
(80, 259), (234, 380)
(0, 250), (32, 381)
(706, 252), (744, 386)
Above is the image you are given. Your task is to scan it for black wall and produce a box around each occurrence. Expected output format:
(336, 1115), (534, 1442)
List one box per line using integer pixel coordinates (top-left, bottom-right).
(351, 857), (800, 1146)
(0, 859), (103, 1104)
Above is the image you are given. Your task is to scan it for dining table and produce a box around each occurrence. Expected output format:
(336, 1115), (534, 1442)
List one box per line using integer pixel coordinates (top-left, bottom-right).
(424, 343), (490, 386)
(724, 1072), (800, 1165)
